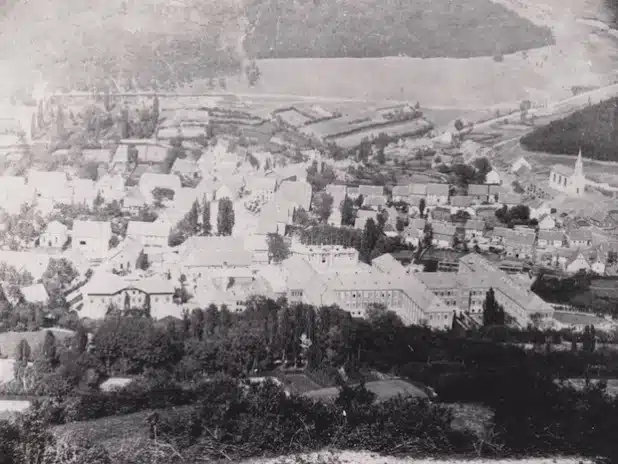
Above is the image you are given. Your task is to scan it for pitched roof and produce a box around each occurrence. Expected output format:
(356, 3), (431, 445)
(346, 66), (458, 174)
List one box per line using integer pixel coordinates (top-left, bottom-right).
(392, 185), (410, 197)
(372, 253), (405, 274)
(468, 184), (489, 196)
(501, 193), (522, 205)
(538, 230), (564, 242)
(363, 194), (388, 207)
(409, 184), (427, 195)
(450, 195), (473, 207)
(43, 220), (68, 235)
(569, 228), (593, 241)
(551, 164), (574, 177)
(171, 158), (198, 175)
(432, 222), (457, 236)
(72, 220), (111, 238)
(139, 173), (181, 190)
(358, 185), (384, 196)
(247, 176), (278, 192)
(127, 221), (171, 238)
(27, 170), (68, 186)
(426, 183), (449, 196)
(464, 219), (485, 231)
(20, 283), (49, 304)
(276, 181), (313, 209)
(82, 148), (112, 163)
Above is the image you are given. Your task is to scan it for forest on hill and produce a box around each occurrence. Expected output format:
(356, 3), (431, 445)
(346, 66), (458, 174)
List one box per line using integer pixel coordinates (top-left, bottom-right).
(521, 97), (618, 160)
(243, 0), (554, 59)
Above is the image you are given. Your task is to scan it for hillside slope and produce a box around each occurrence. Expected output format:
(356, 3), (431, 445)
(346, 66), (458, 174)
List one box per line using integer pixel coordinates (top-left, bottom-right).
(0, 0), (244, 95)
(244, 0), (555, 59)
(520, 97), (618, 161)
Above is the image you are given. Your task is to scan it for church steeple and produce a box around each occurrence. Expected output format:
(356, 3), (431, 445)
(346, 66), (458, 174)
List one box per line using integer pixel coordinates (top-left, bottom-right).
(574, 148), (584, 177)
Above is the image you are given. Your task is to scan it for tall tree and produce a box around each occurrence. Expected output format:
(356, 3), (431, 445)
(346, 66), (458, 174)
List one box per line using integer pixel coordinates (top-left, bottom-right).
(419, 198), (426, 217)
(267, 233), (290, 264)
(313, 192), (334, 222)
(190, 308), (205, 340)
(42, 331), (57, 365)
(360, 218), (380, 263)
(202, 197), (211, 235)
(15, 339), (31, 362)
(217, 198), (235, 236)
(482, 288), (505, 326)
(152, 94), (160, 126)
(73, 326), (88, 354)
(340, 194), (355, 226)
(56, 105), (65, 138)
(120, 106), (130, 139)
(30, 113), (36, 140)
(204, 304), (219, 338)
(36, 100), (45, 130)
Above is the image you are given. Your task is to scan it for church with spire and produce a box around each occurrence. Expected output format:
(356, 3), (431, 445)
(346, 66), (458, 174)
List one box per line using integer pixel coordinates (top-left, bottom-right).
(548, 149), (587, 197)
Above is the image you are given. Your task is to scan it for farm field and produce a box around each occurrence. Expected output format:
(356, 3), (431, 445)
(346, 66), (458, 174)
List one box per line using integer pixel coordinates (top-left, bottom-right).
(244, 0), (553, 59)
(328, 120), (434, 149)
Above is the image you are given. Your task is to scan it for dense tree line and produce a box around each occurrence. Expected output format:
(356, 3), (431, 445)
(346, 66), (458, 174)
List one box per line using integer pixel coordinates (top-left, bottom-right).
(521, 96), (618, 160)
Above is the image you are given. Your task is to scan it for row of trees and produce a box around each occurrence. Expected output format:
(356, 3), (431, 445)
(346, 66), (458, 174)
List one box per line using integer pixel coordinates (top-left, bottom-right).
(168, 197), (235, 246)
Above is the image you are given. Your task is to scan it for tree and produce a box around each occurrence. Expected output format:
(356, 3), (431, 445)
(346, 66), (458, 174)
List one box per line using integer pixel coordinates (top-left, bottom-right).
(376, 146), (386, 164)
(42, 331), (57, 366)
(15, 339), (31, 362)
(340, 195), (356, 227)
(73, 326), (88, 354)
(246, 60), (261, 87)
(419, 198), (426, 217)
(583, 325), (596, 353)
(267, 233), (290, 264)
(202, 197), (211, 235)
(152, 94), (160, 126)
(151, 187), (175, 205)
(354, 194), (364, 208)
(313, 192), (334, 223)
(482, 288), (506, 326)
(360, 218), (380, 263)
(358, 138), (372, 163)
(120, 106), (130, 139)
(217, 198), (235, 236)
(136, 250), (149, 271)
(30, 113), (36, 140)
(56, 105), (65, 138)
(190, 308), (205, 340)
(127, 144), (139, 165)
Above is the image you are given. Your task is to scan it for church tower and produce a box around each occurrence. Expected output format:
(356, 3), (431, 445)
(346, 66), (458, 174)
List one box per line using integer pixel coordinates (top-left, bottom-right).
(570, 148), (586, 196)
(574, 149), (584, 177)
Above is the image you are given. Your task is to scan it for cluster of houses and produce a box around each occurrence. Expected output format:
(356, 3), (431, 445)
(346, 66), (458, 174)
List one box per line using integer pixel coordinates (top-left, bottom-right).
(0, 100), (606, 334)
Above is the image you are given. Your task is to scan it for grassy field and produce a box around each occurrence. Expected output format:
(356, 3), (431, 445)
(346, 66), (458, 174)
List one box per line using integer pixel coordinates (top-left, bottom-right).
(244, 0), (553, 59)
(51, 405), (194, 450)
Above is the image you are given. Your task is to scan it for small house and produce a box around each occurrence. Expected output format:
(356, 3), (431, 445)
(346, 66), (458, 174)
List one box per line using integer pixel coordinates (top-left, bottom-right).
(39, 220), (69, 249)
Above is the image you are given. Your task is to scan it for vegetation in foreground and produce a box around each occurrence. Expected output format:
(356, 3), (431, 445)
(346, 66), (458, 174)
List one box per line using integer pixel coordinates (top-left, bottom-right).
(1, 294), (618, 462)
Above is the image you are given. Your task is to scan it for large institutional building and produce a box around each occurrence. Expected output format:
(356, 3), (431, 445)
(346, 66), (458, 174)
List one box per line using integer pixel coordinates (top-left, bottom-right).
(548, 150), (587, 197)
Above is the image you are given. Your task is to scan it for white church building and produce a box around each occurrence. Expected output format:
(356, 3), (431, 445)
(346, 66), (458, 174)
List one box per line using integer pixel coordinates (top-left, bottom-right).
(548, 150), (587, 197)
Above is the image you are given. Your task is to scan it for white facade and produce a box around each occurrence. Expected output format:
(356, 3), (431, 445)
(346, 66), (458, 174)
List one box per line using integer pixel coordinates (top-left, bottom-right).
(548, 150), (587, 197)
(71, 221), (112, 261)
(290, 240), (359, 271)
